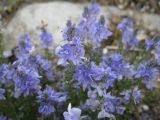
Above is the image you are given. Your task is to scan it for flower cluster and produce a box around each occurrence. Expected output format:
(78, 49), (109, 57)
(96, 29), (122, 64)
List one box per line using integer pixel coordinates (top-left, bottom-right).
(39, 27), (53, 49)
(0, 29), (65, 118)
(37, 86), (67, 116)
(0, 2), (159, 120)
(117, 18), (138, 49)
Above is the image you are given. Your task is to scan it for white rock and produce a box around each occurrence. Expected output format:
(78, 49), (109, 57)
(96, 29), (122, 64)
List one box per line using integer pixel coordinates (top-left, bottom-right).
(2, 2), (84, 50)
(3, 50), (12, 58)
(2, 1), (160, 50)
(137, 30), (147, 41)
(142, 105), (149, 111)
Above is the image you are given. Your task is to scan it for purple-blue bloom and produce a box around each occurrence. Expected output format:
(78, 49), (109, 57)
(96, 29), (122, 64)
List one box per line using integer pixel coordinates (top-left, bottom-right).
(102, 92), (118, 113)
(37, 86), (67, 103)
(152, 35), (160, 46)
(56, 41), (84, 65)
(85, 89), (100, 111)
(78, 3), (111, 47)
(116, 106), (125, 115)
(154, 45), (160, 65)
(76, 3), (99, 41)
(63, 103), (81, 120)
(39, 28), (53, 48)
(12, 62), (41, 97)
(121, 87), (141, 104)
(100, 53), (135, 90)
(145, 38), (154, 51)
(38, 102), (55, 116)
(73, 62), (104, 90)
(63, 20), (82, 41)
(18, 34), (32, 53)
(0, 2), (158, 119)
(0, 64), (14, 84)
(82, 2), (100, 19)
(135, 61), (159, 89)
(132, 86), (141, 104)
(102, 92), (126, 115)
(104, 67), (118, 89)
(35, 55), (54, 80)
(16, 34), (33, 60)
(58, 19), (85, 65)
(98, 109), (115, 119)
(76, 2), (111, 47)
(121, 89), (131, 102)
(101, 53), (134, 80)
(117, 18), (138, 49)
(90, 15), (112, 46)
(0, 115), (7, 120)
(37, 86), (67, 115)
(0, 88), (5, 100)
(56, 44), (75, 65)
(88, 2), (100, 15)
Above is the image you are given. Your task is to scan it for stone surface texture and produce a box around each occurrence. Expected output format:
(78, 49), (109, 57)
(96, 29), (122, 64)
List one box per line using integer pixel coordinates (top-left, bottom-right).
(2, 1), (160, 50)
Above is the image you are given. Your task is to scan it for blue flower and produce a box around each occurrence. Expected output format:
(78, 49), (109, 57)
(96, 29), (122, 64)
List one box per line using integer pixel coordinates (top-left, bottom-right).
(38, 102), (55, 116)
(76, 3), (100, 41)
(117, 18), (138, 49)
(37, 86), (67, 103)
(102, 92), (126, 116)
(121, 90), (131, 102)
(82, 2), (100, 18)
(18, 34), (32, 53)
(35, 55), (54, 80)
(98, 109), (115, 119)
(132, 86), (141, 104)
(63, 103), (81, 120)
(111, 53), (122, 61)
(135, 61), (159, 89)
(152, 35), (160, 46)
(16, 34), (32, 60)
(73, 62), (104, 90)
(88, 2), (100, 15)
(0, 88), (5, 100)
(121, 87), (141, 104)
(12, 54), (43, 97)
(145, 38), (154, 51)
(76, 2), (110, 47)
(91, 15), (112, 46)
(100, 54), (135, 90)
(0, 64), (14, 84)
(63, 20), (81, 41)
(56, 44), (74, 65)
(39, 28), (53, 48)
(110, 53), (135, 79)
(37, 86), (67, 115)
(56, 41), (84, 65)
(116, 106), (125, 115)
(12, 63), (41, 97)
(154, 45), (160, 65)
(0, 115), (7, 120)
(102, 92), (118, 113)
(105, 67), (118, 89)
(85, 89), (100, 111)
(101, 53), (135, 81)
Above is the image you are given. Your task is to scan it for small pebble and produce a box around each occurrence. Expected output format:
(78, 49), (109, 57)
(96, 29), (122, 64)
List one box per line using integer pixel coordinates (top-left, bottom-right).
(142, 105), (149, 111)
(3, 50), (12, 58)
(137, 30), (147, 41)
(103, 47), (108, 54)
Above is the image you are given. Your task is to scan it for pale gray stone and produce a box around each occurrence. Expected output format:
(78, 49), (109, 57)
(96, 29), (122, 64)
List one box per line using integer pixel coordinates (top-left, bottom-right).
(2, 1), (160, 50)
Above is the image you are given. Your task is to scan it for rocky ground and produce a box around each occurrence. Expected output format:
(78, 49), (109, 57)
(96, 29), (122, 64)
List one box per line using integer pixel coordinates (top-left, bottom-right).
(0, 0), (160, 120)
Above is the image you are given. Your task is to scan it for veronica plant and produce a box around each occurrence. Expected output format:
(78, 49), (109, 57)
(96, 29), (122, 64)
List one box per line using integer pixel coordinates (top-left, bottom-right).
(0, 2), (159, 120)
